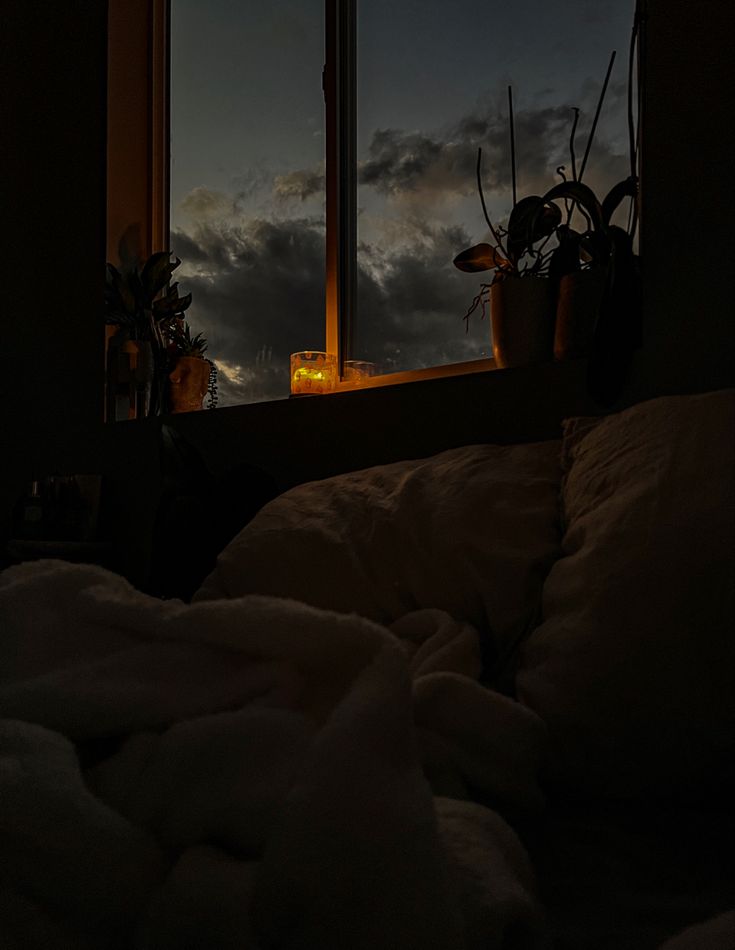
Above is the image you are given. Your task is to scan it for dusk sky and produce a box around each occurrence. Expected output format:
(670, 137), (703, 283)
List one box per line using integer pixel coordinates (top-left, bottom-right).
(170, 0), (635, 405)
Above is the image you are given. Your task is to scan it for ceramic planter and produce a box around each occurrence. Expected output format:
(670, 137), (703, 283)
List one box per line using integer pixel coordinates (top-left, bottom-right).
(168, 356), (211, 413)
(554, 266), (608, 361)
(490, 276), (556, 368)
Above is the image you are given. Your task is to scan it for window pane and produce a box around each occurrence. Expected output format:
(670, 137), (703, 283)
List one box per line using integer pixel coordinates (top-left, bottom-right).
(355, 0), (636, 375)
(170, 0), (325, 406)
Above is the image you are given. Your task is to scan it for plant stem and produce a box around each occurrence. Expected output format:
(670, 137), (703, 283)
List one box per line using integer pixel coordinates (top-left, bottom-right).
(476, 148), (509, 259)
(569, 107), (580, 181)
(627, 0), (642, 240)
(579, 50), (616, 182)
(508, 85), (517, 207)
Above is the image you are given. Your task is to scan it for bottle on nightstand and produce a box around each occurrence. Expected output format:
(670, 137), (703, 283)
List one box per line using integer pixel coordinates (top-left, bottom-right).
(13, 480), (46, 540)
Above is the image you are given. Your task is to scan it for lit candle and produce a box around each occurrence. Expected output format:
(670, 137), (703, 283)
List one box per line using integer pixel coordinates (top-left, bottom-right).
(290, 351), (337, 395)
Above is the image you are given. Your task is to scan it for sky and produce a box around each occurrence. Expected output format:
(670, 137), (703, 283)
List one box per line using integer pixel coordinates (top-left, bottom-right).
(170, 0), (636, 406)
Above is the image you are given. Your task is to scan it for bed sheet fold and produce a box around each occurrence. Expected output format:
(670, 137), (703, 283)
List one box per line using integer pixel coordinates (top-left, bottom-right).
(0, 560), (547, 949)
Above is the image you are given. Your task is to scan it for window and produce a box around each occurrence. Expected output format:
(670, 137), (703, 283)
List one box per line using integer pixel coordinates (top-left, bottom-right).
(170, 0), (326, 406)
(112, 0), (638, 409)
(353, 0), (638, 375)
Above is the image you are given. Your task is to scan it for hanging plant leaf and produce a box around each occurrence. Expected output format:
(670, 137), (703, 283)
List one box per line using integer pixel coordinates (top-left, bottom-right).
(507, 196), (562, 259)
(601, 176), (638, 225)
(452, 243), (508, 273)
(141, 251), (181, 298)
(540, 181), (604, 233)
(153, 291), (192, 318)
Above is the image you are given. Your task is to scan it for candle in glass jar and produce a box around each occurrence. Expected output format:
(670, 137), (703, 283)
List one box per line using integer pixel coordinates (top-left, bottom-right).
(290, 351), (337, 394)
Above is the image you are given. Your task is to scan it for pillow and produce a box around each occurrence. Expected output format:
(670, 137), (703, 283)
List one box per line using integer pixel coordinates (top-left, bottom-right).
(195, 441), (563, 661)
(516, 389), (735, 800)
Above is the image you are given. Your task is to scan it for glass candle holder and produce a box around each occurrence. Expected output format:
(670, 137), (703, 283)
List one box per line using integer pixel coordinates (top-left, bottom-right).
(290, 351), (337, 395)
(343, 360), (377, 385)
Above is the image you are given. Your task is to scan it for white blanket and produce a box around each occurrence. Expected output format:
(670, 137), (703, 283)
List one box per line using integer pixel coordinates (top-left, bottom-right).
(0, 560), (547, 950)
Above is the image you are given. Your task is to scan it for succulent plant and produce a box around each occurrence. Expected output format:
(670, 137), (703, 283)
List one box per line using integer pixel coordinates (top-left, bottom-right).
(168, 321), (208, 358)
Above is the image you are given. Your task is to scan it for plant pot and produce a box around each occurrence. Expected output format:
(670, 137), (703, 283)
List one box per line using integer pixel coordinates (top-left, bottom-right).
(168, 356), (211, 413)
(490, 276), (556, 368)
(106, 336), (155, 421)
(554, 266), (608, 361)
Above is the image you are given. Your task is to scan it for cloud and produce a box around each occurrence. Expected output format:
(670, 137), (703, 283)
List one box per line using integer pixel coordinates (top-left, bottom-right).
(273, 167), (325, 202)
(171, 217), (326, 404)
(354, 220), (489, 371)
(179, 186), (235, 222)
(358, 86), (629, 205)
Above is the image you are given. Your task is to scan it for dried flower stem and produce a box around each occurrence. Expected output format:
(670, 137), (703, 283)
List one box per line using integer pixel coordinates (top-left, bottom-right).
(579, 50), (616, 182)
(627, 0), (642, 240)
(569, 107), (580, 181)
(508, 85), (517, 207)
(476, 148), (509, 259)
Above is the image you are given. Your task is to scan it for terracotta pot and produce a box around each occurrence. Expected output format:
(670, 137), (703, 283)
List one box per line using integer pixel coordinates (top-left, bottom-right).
(168, 356), (211, 413)
(554, 266), (608, 361)
(490, 277), (556, 368)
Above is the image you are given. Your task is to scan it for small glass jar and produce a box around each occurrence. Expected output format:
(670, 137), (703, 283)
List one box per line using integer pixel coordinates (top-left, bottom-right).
(343, 360), (377, 384)
(290, 351), (338, 394)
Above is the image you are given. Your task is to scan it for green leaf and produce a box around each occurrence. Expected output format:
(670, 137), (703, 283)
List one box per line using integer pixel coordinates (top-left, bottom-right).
(540, 181), (604, 232)
(452, 243), (508, 272)
(601, 176), (637, 225)
(140, 251), (181, 299)
(507, 197), (562, 259)
(153, 291), (192, 317)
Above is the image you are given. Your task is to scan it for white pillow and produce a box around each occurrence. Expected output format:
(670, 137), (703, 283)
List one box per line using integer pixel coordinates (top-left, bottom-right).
(516, 389), (735, 800)
(195, 442), (563, 660)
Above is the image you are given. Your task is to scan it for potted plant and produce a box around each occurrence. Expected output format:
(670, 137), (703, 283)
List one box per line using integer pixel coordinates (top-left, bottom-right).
(105, 251), (192, 419)
(540, 175), (639, 364)
(453, 147), (563, 368)
(166, 322), (218, 413)
(454, 27), (641, 390)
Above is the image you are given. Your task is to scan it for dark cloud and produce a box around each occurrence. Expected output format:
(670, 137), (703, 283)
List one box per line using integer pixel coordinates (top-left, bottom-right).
(273, 167), (325, 202)
(257, 83), (629, 215)
(358, 89), (629, 203)
(353, 68), (630, 210)
(179, 186), (233, 220)
(172, 217), (326, 404)
(355, 221), (489, 371)
(359, 129), (449, 193)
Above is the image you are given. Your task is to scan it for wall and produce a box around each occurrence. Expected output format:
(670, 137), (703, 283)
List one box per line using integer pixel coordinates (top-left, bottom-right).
(1, 2), (107, 546)
(633, 0), (735, 399)
(0, 0), (163, 584)
(0, 0), (733, 583)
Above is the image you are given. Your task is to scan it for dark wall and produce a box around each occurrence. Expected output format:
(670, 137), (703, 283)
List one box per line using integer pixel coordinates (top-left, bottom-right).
(1, 1), (108, 544)
(633, 0), (735, 400)
(0, 0), (733, 584)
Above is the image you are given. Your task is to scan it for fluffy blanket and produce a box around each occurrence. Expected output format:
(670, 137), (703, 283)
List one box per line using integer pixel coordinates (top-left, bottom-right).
(0, 560), (548, 950)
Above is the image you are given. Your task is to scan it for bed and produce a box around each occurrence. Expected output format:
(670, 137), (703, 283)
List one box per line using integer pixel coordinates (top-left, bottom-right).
(1, 388), (733, 949)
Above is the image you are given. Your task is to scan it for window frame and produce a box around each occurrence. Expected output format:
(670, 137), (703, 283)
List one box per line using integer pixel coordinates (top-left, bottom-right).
(107, 0), (169, 266)
(324, 0), (497, 386)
